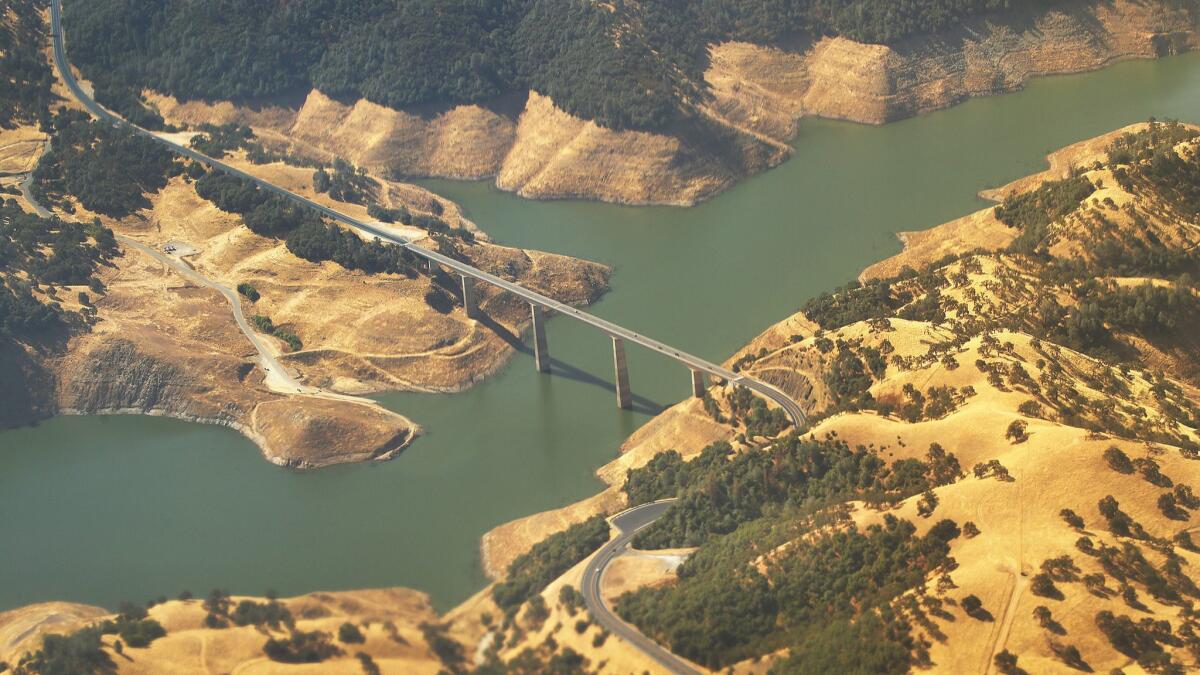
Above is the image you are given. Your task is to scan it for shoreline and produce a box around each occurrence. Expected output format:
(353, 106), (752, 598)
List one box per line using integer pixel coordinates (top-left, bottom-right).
(53, 406), (418, 469)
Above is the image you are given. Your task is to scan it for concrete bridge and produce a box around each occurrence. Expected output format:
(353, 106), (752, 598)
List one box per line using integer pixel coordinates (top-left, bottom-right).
(50, 0), (807, 428)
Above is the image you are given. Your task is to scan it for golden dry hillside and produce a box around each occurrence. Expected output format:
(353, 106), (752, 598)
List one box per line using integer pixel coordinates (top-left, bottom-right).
(458, 121), (1200, 675)
(138, 0), (1198, 206)
(0, 589), (449, 674)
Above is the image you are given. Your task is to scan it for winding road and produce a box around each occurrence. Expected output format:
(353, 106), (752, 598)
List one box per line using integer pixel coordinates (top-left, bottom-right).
(48, 7), (789, 670)
(48, 0), (806, 428)
(580, 500), (701, 675)
(113, 235), (307, 395)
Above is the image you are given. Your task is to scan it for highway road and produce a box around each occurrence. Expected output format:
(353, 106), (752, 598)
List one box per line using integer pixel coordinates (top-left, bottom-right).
(49, 0), (806, 428)
(580, 500), (701, 675)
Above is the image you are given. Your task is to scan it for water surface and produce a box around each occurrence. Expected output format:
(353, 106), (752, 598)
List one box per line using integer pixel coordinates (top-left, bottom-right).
(3, 53), (1200, 612)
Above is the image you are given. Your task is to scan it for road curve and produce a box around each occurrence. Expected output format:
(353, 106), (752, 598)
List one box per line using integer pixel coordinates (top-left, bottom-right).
(114, 235), (306, 394)
(49, 0), (807, 429)
(580, 500), (701, 675)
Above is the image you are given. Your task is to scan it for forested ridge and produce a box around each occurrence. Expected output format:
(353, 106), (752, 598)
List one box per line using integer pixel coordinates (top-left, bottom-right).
(614, 434), (963, 671)
(32, 109), (179, 219)
(0, 200), (117, 341)
(0, 0), (55, 129)
(66, 0), (1080, 132)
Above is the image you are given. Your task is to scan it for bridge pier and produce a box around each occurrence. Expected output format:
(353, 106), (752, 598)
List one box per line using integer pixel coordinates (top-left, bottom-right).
(461, 275), (478, 318)
(427, 259), (439, 274)
(690, 369), (706, 398)
(612, 336), (632, 410)
(531, 303), (549, 373)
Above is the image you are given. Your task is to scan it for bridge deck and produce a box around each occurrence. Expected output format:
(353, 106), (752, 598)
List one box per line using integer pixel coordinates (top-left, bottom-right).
(50, 0), (806, 427)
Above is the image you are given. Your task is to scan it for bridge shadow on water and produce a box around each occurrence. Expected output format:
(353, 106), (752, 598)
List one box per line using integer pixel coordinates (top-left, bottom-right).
(475, 314), (667, 417)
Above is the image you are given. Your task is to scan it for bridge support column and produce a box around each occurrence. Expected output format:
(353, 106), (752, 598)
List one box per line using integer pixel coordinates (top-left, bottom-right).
(427, 259), (439, 274)
(690, 369), (706, 398)
(461, 275), (478, 319)
(531, 303), (549, 373)
(612, 336), (632, 410)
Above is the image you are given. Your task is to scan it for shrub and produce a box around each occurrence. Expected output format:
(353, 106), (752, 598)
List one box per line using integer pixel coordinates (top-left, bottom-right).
(1005, 419), (1028, 443)
(1030, 573), (1060, 599)
(232, 600), (292, 629)
(558, 584), (584, 615)
(524, 595), (549, 630)
(262, 630), (341, 663)
(356, 652), (381, 675)
(338, 622), (365, 644)
(961, 595), (983, 617)
(13, 627), (112, 674)
(1103, 446), (1134, 473)
(419, 623), (464, 669)
(236, 283), (260, 302)
(993, 649), (1020, 674)
(1059, 508), (1085, 530)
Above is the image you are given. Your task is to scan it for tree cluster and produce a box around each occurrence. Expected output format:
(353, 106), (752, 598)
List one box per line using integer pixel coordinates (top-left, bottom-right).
(65, 0), (1071, 133)
(625, 435), (960, 549)
(0, 202), (117, 340)
(0, 0), (54, 129)
(33, 110), (177, 218)
(995, 174), (1095, 254)
(492, 515), (610, 612)
(616, 512), (960, 669)
(193, 169), (421, 277)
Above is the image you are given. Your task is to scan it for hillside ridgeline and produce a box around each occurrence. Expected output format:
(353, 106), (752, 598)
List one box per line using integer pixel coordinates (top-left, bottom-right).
(84, 0), (1200, 205)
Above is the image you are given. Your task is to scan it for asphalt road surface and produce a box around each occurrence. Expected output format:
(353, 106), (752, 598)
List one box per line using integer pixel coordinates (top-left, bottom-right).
(48, 0), (806, 429)
(580, 500), (702, 675)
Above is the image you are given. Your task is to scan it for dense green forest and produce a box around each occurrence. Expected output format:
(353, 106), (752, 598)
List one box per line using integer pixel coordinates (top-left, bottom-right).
(617, 508), (960, 670)
(0, 0), (55, 129)
(611, 433), (963, 669)
(492, 515), (610, 612)
(192, 170), (421, 277)
(65, 0), (1072, 132)
(32, 110), (177, 218)
(626, 435), (960, 548)
(0, 201), (117, 340)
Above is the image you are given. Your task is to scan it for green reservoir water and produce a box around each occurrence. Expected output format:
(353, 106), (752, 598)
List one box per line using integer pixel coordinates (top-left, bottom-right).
(3, 53), (1200, 613)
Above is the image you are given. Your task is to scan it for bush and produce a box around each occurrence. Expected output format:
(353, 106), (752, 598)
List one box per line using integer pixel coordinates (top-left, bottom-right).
(961, 595), (983, 617)
(231, 600), (292, 629)
(1030, 573), (1061, 599)
(13, 627), (113, 674)
(993, 650), (1020, 674)
(1005, 420), (1028, 443)
(1104, 446), (1134, 473)
(262, 631), (341, 663)
(236, 283), (260, 302)
(995, 175), (1095, 254)
(337, 622), (365, 644)
(1059, 509), (1085, 530)
(356, 652), (381, 675)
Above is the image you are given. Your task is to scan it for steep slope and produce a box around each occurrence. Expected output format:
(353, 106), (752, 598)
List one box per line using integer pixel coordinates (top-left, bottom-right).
(144, 0), (1197, 206)
(463, 121), (1200, 674)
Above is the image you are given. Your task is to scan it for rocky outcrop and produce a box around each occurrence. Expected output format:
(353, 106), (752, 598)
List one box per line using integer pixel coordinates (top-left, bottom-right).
(147, 0), (1198, 207)
(494, 92), (786, 206)
(64, 339), (212, 418)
